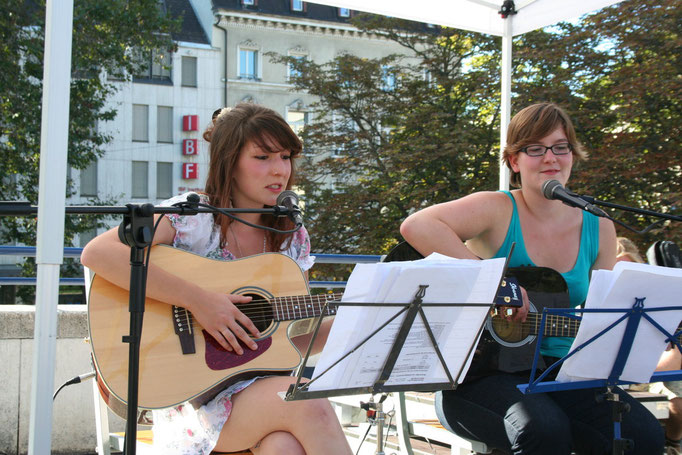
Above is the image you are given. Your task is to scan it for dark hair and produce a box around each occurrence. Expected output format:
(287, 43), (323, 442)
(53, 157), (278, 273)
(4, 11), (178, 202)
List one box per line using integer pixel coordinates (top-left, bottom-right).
(502, 103), (587, 187)
(203, 103), (303, 251)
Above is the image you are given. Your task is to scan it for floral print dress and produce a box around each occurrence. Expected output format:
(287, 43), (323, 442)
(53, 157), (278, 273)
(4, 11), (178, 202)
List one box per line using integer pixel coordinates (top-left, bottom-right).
(151, 193), (314, 454)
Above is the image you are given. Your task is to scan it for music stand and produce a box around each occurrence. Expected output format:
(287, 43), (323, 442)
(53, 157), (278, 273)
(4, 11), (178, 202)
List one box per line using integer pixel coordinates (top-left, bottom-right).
(518, 300), (682, 455)
(284, 290), (491, 455)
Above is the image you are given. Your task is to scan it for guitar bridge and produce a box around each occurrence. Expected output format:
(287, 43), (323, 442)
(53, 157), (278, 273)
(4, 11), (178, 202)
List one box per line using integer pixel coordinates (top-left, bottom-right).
(173, 306), (196, 354)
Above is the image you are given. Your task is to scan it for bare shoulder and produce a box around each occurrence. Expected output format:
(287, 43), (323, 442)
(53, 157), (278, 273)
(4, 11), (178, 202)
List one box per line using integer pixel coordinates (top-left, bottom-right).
(595, 217), (617, 270)
(435, 190), (511, 214)
(432, 191), (513, 239)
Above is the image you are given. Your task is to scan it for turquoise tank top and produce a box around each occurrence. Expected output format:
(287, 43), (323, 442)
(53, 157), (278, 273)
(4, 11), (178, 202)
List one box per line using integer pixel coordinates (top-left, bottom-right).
(493, 191), (600, 358)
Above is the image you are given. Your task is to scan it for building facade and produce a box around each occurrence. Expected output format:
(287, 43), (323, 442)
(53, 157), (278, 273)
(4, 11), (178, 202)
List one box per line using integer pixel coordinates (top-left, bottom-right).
(69, 0), (406, 245)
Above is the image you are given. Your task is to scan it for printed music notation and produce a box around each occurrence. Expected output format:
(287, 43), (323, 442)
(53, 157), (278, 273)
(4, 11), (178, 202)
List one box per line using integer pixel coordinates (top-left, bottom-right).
(558, 261), (682, 384)
(309, 254), (506, 392)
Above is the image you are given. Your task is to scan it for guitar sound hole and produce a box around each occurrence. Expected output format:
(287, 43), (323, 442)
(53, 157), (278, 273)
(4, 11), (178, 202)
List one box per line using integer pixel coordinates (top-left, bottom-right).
(490, 314), (531, 343)
(239, 293), (274, 334)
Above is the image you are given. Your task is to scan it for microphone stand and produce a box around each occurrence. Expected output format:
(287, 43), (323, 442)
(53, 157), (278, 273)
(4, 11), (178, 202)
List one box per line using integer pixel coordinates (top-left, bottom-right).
(577, 195), (682, 223)
(0, 199), (296, 455)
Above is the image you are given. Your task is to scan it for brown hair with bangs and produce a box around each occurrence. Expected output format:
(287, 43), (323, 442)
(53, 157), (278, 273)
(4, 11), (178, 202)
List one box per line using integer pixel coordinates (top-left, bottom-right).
(203, 103), (303, 252)
(502, 103), (587, 187)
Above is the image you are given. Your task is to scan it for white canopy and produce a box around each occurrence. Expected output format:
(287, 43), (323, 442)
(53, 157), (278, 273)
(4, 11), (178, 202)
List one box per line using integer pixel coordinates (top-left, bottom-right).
(30, 0), (623, 451)
(310, 0), (621, 37)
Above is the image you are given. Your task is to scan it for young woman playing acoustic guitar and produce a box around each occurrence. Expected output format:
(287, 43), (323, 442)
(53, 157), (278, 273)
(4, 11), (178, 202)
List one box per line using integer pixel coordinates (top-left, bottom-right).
(81, 103), (351, 455)
(400, 103), (663, 455)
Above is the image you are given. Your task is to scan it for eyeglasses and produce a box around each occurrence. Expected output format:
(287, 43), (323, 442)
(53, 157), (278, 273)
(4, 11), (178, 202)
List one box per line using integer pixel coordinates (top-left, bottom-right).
(520, 143), (572, 157)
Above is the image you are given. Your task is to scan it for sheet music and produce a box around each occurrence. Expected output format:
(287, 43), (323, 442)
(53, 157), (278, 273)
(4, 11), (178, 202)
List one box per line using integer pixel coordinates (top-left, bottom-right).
(309, 254), (505, 392)
(557, 261), (682, 383)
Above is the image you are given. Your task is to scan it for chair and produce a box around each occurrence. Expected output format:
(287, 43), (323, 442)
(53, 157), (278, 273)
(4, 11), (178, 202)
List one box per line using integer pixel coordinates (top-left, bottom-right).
(647, 240), (682, 268)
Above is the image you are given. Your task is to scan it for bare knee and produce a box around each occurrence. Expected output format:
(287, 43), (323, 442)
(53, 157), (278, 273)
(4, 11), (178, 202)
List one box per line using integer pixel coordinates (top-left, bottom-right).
(297, 398), (338, 427)
(252, 431), (305, 455)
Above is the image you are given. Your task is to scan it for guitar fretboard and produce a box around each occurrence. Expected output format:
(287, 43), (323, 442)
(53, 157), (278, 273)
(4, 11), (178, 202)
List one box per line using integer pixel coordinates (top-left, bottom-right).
(272, 293), (341, 322)
(531, 313), (581, 337)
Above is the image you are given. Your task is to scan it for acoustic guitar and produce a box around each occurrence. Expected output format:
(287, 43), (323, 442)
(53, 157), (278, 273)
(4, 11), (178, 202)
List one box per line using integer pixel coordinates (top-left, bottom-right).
(87, 245), (340, 417)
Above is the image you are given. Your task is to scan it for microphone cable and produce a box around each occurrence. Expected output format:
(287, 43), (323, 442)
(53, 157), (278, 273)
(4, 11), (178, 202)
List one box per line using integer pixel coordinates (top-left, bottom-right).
(53, 371), (96, 401)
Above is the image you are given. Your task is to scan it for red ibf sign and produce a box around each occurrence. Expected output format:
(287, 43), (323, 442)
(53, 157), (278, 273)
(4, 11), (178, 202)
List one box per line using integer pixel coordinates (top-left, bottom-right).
(182, 139), (198, 155)
(182, 163), (198, 179)
(182, 115), (198, 131)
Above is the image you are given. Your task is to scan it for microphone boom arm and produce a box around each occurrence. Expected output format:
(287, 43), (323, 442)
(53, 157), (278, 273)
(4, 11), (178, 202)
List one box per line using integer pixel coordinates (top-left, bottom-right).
(577, 195), (682, 223)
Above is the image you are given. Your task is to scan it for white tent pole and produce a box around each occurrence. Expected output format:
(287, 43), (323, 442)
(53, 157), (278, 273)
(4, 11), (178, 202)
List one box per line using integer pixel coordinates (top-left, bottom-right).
(499, 15), (512, 191)
(28, 0), (74, 453)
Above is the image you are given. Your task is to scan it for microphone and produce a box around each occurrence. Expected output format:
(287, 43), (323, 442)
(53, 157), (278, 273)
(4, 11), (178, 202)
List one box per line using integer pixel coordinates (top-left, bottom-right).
(541, 180), (607, 217)
(276, 190), (304, 227)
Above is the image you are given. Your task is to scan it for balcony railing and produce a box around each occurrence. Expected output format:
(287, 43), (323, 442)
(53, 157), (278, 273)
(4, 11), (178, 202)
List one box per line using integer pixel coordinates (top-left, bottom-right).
(0, 246), (383, 288)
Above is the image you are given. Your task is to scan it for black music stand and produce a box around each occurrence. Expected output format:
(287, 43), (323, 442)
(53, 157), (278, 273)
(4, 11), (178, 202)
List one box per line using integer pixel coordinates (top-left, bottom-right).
(0, 198), (300, 455)
(285, 249), (515, 401)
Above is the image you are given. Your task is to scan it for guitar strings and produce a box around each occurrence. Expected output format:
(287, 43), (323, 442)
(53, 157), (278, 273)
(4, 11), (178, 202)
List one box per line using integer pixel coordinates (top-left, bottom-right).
(172, 293), (343, 328)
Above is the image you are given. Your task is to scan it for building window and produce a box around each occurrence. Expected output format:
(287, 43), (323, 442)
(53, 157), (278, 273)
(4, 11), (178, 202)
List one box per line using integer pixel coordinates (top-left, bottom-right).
(157, 162), (173, 199)
(242, 0), (255, 5)
(132, 104), (149, 142)
(80, 160), (98, 197)
(331, 112), (355, 158)
(338, 8), (350, 17)
(291, 0), (303, 11)
(133, 49), (172, 83)
(423, 69), (433, 85)
(132, 161), (149, 198)
(157, 106), (173, 143)
(288, 55), (306, 81)
(181, 56), (197, 87)
(287, 110), (308, 136)
(381, 65), (396, 91)
(239, 49), (258, 80)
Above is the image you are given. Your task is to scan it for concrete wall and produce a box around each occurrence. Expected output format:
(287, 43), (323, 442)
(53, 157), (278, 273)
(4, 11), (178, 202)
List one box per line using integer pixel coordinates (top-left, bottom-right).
(0, 305), (124, 455)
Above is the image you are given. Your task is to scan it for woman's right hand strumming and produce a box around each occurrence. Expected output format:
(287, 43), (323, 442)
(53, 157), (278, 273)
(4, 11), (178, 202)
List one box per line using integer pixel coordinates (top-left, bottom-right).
(188, 289), (260, 355)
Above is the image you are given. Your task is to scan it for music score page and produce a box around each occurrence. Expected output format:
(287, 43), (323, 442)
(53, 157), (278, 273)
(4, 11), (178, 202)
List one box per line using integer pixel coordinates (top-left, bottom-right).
(557, 261), (682, 383)
(308, 254), (506, 392)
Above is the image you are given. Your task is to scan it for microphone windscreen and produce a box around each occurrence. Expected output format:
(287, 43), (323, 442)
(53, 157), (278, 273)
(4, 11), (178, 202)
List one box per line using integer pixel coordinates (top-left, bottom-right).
(276, 190), (299, 206)
(542, 179), (561, 200)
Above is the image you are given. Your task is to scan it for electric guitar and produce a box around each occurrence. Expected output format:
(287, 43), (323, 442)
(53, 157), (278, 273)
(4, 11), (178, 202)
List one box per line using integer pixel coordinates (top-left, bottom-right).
(87, 245), (341, 417)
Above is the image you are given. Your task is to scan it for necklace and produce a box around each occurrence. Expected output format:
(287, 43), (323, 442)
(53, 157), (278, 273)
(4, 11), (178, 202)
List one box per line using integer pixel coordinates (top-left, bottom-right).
(229, 222), (266, 258)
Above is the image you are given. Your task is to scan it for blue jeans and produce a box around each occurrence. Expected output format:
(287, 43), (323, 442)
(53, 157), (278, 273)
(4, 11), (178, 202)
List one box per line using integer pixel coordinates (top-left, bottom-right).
(435, 373), (663, 455)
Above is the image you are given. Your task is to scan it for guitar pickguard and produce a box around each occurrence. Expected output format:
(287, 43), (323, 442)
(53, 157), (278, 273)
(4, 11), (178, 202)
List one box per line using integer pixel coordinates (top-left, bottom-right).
(203, 330), (273, 370)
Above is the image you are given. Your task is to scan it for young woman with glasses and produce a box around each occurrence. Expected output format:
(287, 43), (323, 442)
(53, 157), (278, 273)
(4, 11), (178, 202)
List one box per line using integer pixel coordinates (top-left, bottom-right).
(400, 103), (663, 455)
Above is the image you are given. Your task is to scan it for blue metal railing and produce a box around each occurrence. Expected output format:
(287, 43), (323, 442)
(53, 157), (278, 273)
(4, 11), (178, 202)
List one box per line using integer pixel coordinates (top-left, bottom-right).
(0, 246), (383, 288)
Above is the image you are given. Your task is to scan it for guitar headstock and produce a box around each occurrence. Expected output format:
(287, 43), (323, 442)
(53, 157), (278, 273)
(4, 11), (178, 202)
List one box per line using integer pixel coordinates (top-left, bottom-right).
(495, 276), (522, 308)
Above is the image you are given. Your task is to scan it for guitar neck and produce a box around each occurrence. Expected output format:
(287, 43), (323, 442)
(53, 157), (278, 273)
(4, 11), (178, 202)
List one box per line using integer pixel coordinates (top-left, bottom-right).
(528, 312), (682, 341)
(272, 292), (341, 322)
(528, 312), (581, 338)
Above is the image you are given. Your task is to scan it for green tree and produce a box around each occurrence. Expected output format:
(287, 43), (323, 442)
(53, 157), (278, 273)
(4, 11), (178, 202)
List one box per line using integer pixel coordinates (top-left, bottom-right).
(0, 0), (178, 302)
(273, 0), (680, 266)
(511, 0), (681, 250)
(270, 17), (501, 260)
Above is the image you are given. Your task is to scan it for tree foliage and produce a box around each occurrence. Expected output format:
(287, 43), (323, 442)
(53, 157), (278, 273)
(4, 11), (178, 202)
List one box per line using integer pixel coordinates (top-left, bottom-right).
(0, 0), (177, 301)
(512, 0), (681, 250)
(272, 0), (680, 264)
(270, 18), (501, 256)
